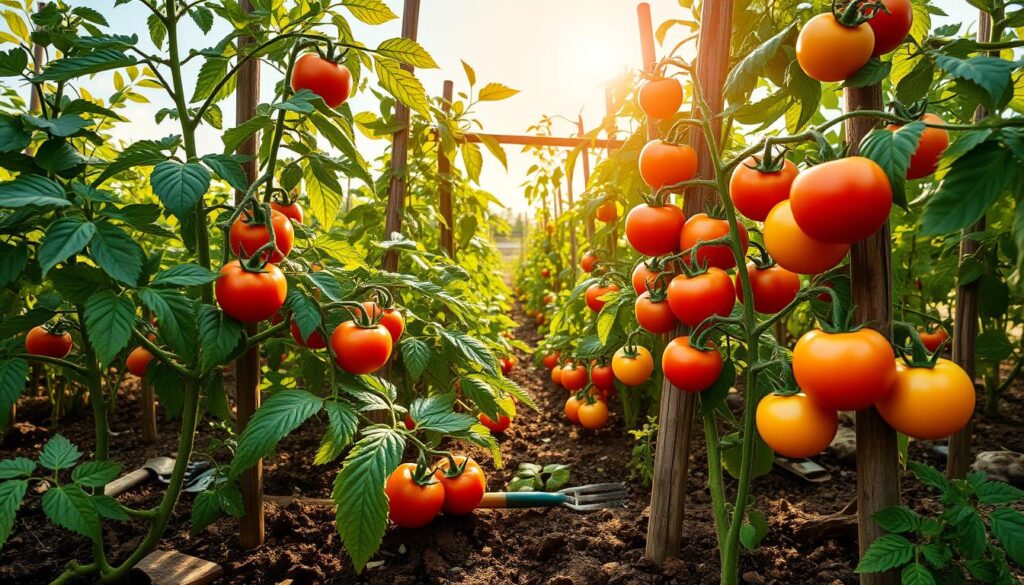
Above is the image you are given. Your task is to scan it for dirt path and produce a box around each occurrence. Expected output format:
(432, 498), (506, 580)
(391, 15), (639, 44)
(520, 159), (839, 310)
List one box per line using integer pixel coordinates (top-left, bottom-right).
(3, 304), (1024, 583)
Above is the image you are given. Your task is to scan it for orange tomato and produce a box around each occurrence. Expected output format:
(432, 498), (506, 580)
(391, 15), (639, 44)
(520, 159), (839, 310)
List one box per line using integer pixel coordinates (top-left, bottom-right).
(577, 400), (609, 430)
(612, 346), (654, 386)
(756, 393), (838, 458)
(763, 201), (850, 275)
(638, 77), (683, 119)
(638, 140), (698, 190)
(796, 13), (875, 82)
(876, 358), (975, 440)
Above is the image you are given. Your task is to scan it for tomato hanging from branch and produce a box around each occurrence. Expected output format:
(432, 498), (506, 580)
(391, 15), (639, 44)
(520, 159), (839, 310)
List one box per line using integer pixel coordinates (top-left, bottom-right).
(270, 200), (304, 223)
(729, 156), (798, 222)
(580, 252), (599, 273)
(25, 326), (72, 358)
(577, 399), (609, 430)
(565, 395), (583, 425)
(736, 263), (801, 314)
(889, 114), (949, 179)
(229, 209), (294, 263)
(756, 393), (838, 458)
(385, 463), (444, 528)
(215, 260), (288, 323)
(290, 321), (326, 349)
(595, 201), (618, 223)
(919, 327), (949, 352)
(331, 321), (393, 374)
(789, 157), (893, 244)
(679, 213), (749, 271)
(635, 291), (678, 334)
(638, 77), (683, 120)
(876, 358), (976, 440)
(638, 140), (698, 190)
(625, 203), (686, 256)
(612, 345), (654, 386)
(126, 346), (154, 376)
(666, 268), (736, 328)
(291, 53), (352, 108)
(796, 10), (875, 82)
(632, 261), (672, 295)
(437, 456), (486, 515)
(560, 362), (588, 391)
(585, 282), (620, 313)
(865, 0), (913, 56)
(362, 301), (405, 343)
(792, 328), (897, 411)
(764, 201), (850, 275)
(478, 412), (511, 433)
(662, 337), (723, 393)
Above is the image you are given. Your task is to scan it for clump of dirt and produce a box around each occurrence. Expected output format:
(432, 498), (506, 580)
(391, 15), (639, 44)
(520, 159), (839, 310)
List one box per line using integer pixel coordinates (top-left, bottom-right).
(3, 305), (1024, 584)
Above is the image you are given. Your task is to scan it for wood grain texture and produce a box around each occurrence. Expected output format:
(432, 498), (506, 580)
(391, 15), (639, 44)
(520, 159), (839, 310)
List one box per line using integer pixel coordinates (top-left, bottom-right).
(381, 0), (422, 273)
(132, 550), (223, 585)
(643, 0), (732, 565)
(844, 83), (899, 585)
(438, 80), (455, 259)
(947, 10), (992, 480)
(234, 0), (264, 549)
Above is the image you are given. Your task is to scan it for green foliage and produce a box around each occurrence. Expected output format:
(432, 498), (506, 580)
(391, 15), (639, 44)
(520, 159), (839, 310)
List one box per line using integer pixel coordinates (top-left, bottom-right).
(856, 462), (1024, 583)
(506, 462), (571, 492)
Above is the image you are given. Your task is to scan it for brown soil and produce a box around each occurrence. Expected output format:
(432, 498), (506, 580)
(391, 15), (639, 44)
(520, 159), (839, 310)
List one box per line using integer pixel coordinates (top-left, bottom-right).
(2, 306), (1024, 584)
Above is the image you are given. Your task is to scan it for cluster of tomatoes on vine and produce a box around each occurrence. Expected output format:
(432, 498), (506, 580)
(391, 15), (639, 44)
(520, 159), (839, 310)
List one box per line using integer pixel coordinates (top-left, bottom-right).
(544, 352), (617, 430)
(384, 455), (488, 529)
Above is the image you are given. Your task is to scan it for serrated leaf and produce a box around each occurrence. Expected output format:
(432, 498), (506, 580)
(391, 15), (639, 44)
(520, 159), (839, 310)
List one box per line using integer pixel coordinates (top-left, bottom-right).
(315, 401), (360, 465)
(0, 479), (28, 548)
(0, 359), (27, 429)
(461, 375), (502, 420)
(0, 174), (71, 208)
(477, 82), (519, 102)
(990, 507), (1024, 565)
(152, 263), (219, 287)
(43, 484), (100, 541)
(973, 479), (1024, 504)
(920, 140), (1015, 235)
(872, 506), (919, 533)
(190, 490), (220, 535)
(38, 434), (81, 471)
(438, 329), (497, 375)
(410, 393), (475, 433)
(91, 494), (129, 521)
(0, 458), (34, 480)
(71, 460), (121, 488)
(304, 158), (343, 230)
(859, 121), (924, 208)
(89, 221), (144, 286)
(398, 337), (430, 381)
(842, 58), (892, 89)
(936, 55), (1015, 110)
(723, 22), (797, 102)
(34, 49), (136, 82)
(855, 534), (914, 573)
(202, 154), (249, 192)
(83, 291), (135, 366)
(138, 288), (197, 360)
(375, 37), (437, 69)
(150, 161), (211, 218)
(333, 426), (404, 572)
(901, 563), (936, 585)
(230, 389), (323, 477)
(947, 505), (986, 557)
(285, 289), (321, 341)
(342, 0), (398, 24)
(373, 56), (430, 117)
(222, 115), (272, 154)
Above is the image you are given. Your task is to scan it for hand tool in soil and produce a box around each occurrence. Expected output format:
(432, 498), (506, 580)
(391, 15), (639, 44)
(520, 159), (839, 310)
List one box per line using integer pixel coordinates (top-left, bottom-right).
(477, 482), (628, 511)
(155, 461), (214, 493)
(773, 457), (831, 484)
(104, 457), (209, 497)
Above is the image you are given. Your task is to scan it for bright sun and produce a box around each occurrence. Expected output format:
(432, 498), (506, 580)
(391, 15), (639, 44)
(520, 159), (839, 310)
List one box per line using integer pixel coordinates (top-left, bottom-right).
(568, 37), (629, 87)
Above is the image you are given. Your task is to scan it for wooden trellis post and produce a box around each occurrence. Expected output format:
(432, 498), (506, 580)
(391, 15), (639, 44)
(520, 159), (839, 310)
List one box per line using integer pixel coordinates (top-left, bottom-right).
(381, 0), (422, 272)
(947, 10), (992, 480)
(578, 116), (594, 239)
(845, 85), (899, 585)
(645, 0), (731, 564)
(438, 80), (455, 259)
(235, 0), (264, 549)
(566, 162), (577, 280)
(140, 308), (157, 443)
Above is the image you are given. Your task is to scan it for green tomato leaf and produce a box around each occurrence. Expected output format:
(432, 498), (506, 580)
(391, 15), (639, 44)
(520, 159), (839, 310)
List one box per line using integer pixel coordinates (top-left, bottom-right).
(314, 400), (360, 466)
(0, 174), (71, 208)
(0, 479), (28, 549)
(89, 221), (144, 286)
(920, 140), (1015, 236)
(333, 426), (404, 573)
(230, 389), (323, 477)
(151, 263), (219, 287)
(38, 434), (81, 471)
(0, 358), (28, 429)
(342, 0), (399, 24)
(859, 121), (924, 209)
(71, 460), (121, 488)
(83, 291), (136, 367)
(197, 304), (244, 373)
(854, 534), (914, 573)
(410, 393), (476, 433)
(990, 507), (1024, 565)
(397, 337), (430, 381)
(34, 49), (137, 83)
(43, 484), (100, 542)
(0, 458), (35, 480)
(150, 160), (211, 219)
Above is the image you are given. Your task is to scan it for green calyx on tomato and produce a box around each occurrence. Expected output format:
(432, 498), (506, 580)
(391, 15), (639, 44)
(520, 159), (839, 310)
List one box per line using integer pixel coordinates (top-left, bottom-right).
(892, 320), (950, 369)
(831, 0), (890, 28)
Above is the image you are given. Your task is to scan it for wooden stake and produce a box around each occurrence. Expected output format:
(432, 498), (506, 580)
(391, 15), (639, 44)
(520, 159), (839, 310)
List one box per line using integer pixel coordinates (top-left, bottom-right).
(566, 171), (577, 281)
(947, 10), (992, 480)
(438, 80), (455, 259)
(234, 0), (264, 549)
(604, 88), (618, 263)
(844, 84), (899, 585)
(578, 115), (595, 240)
(140, 309), (157, 444)
(381, 0), (422, 273)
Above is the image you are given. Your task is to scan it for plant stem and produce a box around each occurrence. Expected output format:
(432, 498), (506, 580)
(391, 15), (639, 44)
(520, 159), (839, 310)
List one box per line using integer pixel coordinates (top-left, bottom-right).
(75, 305), (109, 461)
(701, 407), (728, 547)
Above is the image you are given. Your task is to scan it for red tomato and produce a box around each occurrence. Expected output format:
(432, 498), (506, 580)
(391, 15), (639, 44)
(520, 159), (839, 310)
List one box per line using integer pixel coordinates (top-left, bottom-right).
(270, 200), (304, 223)
(729, 157), (799, 222)
(789, 157), (893, 244)
(500, 356), (515, 376)
(635, 291), (678, 334)
(639, 140), (698, 190)
(595, 201), (618, 222)
(541, 268), (550, 278)
(764, 201), (850, 275)
(625, 203), (686, 256)
(403, 413), (416, 430)
(756, 393), (838, 458)
(679, 213), (749, 271)
(543, 352), (560, 369)
(536, 313), (546, 326)
(362, 301), (405, 343)
(638, 77), (683, 119)
(386, 463), (444, 528)
(581, 253), (599, 273)
(25, 326), (72, 358)
(632, 262), (671, 295)
(331, 321), (393, 374)
(551, 365), (563, 386)
(736, 263), (801, 314)
(229, 210), (294, 263)
(437, 456), (486, 515)
(478, 412), (510, 433)
(290, 321), (326, 349)
(889, 114), (948, 179)
(662, 336), (723, 393)
(920, 328), (949, 352)
(590, 364), (615, 392)
(866, 0), (913, 56)
(215, 260), (288, 323)
(876, 358), (976, 440)
(577, 400), (609, 430)
(585, 283), (620, 313)
(796, 13), (875, 82)
(792, 328), (897, 411)
(126, 346), (154, 377)
(666, 269), (736, 328)
(561, 363), (588, 391)
(565, 395), (583, 425)
(290, 54), (351, 108)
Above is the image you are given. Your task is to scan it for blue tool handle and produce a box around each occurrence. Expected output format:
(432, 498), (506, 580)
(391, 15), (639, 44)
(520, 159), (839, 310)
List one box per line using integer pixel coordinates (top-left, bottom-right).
(479, 491), (570, 508)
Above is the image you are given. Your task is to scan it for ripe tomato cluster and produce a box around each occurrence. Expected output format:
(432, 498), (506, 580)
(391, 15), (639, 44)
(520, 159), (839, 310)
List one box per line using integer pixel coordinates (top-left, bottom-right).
(385, 456), (486, 528)
(544, 357), (616, 429)
(796, 0), (912, 82)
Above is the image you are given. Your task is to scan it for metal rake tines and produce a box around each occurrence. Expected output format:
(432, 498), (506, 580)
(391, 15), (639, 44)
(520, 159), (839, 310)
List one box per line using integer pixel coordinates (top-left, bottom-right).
(560, 482), (628, 511)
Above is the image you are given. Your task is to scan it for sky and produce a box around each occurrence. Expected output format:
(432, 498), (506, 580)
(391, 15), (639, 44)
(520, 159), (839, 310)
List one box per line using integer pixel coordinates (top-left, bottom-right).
(8, 1), (979, 215)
